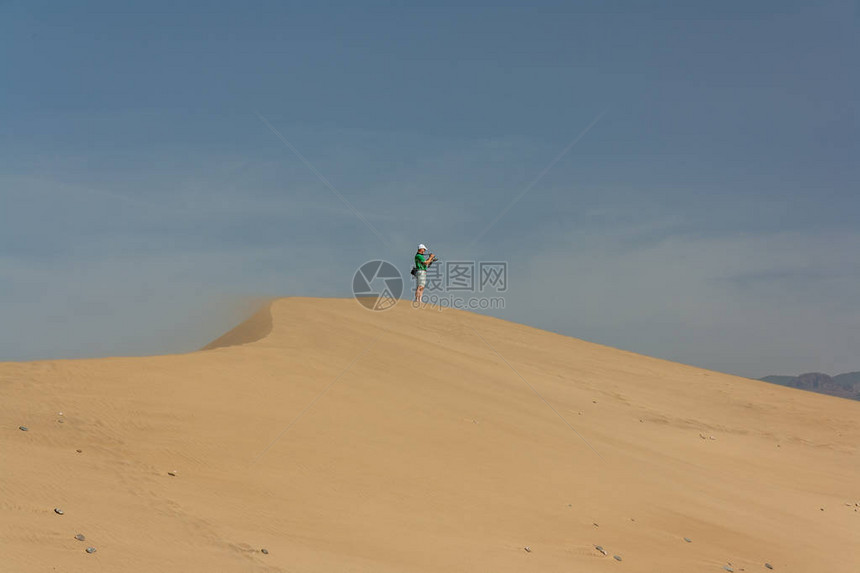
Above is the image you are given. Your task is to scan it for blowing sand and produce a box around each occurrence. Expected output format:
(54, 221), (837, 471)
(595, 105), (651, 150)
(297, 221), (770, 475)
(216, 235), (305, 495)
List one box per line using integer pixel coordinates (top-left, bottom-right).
(2, 297), (858, 571)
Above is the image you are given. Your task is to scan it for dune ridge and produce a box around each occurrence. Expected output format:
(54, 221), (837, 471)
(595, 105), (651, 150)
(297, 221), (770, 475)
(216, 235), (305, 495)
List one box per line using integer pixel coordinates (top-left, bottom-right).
(2, 297), (858, 572)
(201, 300), (275, 351)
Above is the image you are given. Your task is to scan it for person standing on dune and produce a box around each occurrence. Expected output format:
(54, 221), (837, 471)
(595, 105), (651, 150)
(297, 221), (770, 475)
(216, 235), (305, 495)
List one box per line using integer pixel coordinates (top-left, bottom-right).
(414, 243), (436, 303)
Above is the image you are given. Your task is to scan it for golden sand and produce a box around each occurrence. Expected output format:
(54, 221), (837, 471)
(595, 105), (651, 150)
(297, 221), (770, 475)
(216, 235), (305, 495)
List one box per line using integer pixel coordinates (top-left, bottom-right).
(3, 298), (858, 571)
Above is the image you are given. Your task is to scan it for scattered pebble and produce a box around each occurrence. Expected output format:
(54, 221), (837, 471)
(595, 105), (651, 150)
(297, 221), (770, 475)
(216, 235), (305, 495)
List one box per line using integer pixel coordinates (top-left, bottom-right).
(261, 548), (269, 554)
(709, 435), (716, 440)
(54, 508), (64, 515)
(683, 537), (692, 543)
(524, 546), (531, 553)
(592, 400), (598, 404)
(595, 545), (607, 556)
(820, 508), (825, 511)
(167, 471), (177, 477)
(593, 522), (599, 527)
(723, 566), (734, 572)
(74, 534), (85, 541)
(57, 419), (64, 424)
(85, 547), (96, 554)
(613, 555), (622, 561)
(765, 564), (773, 570)
(75, 449), (82, 453)
(19, 426), (28, 431)
(58, 412), (63, 416)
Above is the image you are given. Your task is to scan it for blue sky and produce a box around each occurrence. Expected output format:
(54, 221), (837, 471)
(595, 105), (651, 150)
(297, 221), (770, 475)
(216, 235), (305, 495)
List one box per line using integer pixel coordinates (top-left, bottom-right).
(1, 1), (857, 377)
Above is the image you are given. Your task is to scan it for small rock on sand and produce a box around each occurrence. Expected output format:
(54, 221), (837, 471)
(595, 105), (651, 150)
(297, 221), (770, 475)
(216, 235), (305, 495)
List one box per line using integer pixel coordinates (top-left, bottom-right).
(54, 508), (64, 515)
(765, 564), (774, 570)
(595, 545), (607, 555)
(85, 547), (96, 554)
(74, 534), (85, 541)
(524, 546), (531, 552)
(261, 548), (269, 554)
(19, 426), (28, 431)
(683, 537), (692, 543)
(613, 554), (622, 561)
(723, 566), (734, 572)
(167, 471), (176, 476)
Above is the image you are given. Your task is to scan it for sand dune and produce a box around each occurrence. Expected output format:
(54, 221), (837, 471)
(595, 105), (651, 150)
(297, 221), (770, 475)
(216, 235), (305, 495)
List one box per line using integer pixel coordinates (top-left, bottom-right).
(2, 297), (858, 572)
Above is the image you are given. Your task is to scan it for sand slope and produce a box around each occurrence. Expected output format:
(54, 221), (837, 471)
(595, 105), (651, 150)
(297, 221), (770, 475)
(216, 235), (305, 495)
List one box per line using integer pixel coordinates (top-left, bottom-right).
(2, 297), (858, 572)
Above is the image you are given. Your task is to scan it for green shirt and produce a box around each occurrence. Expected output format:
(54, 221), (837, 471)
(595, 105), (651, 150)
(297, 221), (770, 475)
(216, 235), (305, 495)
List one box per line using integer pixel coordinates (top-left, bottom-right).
(415, 252), (428, 271)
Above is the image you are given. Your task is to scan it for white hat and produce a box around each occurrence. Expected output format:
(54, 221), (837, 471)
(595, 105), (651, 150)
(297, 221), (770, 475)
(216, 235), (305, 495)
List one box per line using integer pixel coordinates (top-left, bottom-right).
(418, 244), (427, 250)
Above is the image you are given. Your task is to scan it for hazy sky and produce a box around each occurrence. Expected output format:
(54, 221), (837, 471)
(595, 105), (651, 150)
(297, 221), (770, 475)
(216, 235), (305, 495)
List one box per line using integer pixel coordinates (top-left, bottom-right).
(1, 1), (858, 378)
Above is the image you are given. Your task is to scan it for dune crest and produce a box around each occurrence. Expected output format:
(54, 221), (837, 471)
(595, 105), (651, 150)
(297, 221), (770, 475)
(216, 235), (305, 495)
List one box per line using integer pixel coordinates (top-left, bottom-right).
(2, 297), (858, 572)
(201, 300), (275, 350)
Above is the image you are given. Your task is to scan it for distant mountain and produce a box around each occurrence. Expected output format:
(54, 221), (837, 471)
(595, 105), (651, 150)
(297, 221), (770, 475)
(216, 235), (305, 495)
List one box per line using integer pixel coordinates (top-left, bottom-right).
(759, 372), (860, 401)
(834, 372), (860, 387)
